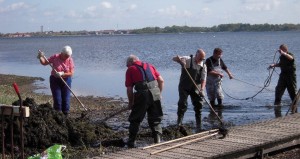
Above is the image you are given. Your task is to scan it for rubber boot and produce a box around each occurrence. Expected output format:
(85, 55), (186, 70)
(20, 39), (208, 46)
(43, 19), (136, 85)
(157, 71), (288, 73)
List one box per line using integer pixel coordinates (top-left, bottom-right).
(217, 99), (223, 107)
(210, 101), (215, 107)
(177, 115), (184, 126)
(127, 133), (136, 148)
(274, 106), (282, 118)
(177, 115), (187, 136)
(292, 105), (298, 114)
(153, 133), (161, 144)
(274, 98), (281, 106)
(195, 115), (202, 133)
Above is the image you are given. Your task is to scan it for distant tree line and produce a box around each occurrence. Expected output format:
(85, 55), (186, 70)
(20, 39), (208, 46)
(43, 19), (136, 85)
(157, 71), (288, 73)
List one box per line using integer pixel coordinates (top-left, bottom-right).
(2, 23), (300, 37)
(131, 23), (300, 34)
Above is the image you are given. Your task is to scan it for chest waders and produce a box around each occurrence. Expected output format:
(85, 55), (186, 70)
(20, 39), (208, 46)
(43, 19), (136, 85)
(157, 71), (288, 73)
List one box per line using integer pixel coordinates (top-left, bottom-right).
(127, 63), (162, 148)
(177, 55), (203, 133)
(207, 58), (224, 106)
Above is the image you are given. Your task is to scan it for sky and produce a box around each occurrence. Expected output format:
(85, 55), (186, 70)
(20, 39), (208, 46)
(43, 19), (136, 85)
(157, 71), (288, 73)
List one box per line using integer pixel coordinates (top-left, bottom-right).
(0, 0), (299, 33)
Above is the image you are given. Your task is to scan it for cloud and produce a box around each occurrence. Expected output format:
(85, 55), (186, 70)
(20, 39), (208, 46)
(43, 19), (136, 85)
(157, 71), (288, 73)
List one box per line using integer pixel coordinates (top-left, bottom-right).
(66, 10), (83, 18)
(127, 4), (137, 11)
(43, 11), (54, 16)
(0, 2), (30, 13)
(87, 6), (97, 12)
(242, 0), (281, 11)
(84, 5), (99, 17)
(101, 2), (112, 9)
(201, 7), (211, 15)
(156, 5), (192, 18)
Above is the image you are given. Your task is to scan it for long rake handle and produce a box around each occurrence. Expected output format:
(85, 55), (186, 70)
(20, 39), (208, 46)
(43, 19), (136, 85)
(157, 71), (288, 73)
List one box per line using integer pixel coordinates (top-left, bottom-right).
(39, 50), (88, 111)
(143, 129), (218, 149)
(150, 132), (218, 155)
(13, 82), (24, 159)
(2, 108), (5, 159)
(101, 107), (129, 122)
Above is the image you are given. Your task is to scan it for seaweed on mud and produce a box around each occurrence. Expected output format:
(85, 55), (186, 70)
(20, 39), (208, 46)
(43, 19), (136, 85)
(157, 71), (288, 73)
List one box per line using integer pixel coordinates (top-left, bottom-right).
(1, 97), (125, 158)
(1, 97), (195, 158)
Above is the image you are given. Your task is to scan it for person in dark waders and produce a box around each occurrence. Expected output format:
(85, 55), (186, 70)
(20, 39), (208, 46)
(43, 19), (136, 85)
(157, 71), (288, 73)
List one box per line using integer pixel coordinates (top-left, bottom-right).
(172, 49), (207, 133)
(125, 54), (164, 148)
(269, 44), (297, 113)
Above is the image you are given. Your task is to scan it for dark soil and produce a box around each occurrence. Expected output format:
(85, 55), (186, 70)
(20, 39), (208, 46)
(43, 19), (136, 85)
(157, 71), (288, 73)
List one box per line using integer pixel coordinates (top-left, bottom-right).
(0, 74), (298, 159)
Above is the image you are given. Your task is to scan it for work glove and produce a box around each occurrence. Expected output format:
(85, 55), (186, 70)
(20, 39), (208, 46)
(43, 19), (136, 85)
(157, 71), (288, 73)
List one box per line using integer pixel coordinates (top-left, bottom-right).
(178, 58), (186, 67)
(198, 89), (205, 97)
(55, 71), (64, 77)
(37, 51), (45, 59)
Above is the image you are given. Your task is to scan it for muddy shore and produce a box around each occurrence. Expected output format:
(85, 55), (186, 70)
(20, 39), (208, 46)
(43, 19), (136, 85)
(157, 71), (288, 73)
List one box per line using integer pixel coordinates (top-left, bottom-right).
(0, 74), (190, 158)
(0, 74), (298, 158)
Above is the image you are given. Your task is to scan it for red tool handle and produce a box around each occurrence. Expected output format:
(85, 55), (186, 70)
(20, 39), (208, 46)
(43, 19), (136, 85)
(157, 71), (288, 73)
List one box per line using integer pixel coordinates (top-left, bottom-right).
(13, 82), (20, 95)
(12, 82), (24, 159)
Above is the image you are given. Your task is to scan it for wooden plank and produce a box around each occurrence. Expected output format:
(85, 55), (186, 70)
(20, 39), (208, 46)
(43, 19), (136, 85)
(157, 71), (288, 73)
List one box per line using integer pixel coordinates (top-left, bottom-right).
(0, 105), (30, 117)
(164, 147), (211, 158)
(216, 133), (300, 159)
(146, 146), (206, 158)
(232, 126), (292, 136)
(200, 137), (256, 148)
(152, 149), (199, 159)
(113, 150), (147, 159)
(184, 140), (249, 154)
(98, 114), (300, 159)
(226, 134), (273, 144)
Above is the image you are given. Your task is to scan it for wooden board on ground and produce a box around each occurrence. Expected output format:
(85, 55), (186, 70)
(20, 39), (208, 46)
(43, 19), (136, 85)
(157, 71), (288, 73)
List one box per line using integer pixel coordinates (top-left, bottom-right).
(0, 105), (30, 117)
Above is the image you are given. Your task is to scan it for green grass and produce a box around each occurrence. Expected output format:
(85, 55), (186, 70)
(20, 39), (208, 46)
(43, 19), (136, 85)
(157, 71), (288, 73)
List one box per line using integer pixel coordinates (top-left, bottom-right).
(0, 85), (19, 105)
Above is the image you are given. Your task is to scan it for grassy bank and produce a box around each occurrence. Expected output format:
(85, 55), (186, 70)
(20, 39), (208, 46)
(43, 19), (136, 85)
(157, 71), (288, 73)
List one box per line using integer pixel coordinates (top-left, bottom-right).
(0, 74), (46, 105)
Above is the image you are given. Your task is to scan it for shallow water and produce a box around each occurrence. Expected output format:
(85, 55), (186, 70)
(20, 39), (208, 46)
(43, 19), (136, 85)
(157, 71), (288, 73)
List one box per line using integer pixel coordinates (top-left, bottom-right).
(0, 32), (299, 128)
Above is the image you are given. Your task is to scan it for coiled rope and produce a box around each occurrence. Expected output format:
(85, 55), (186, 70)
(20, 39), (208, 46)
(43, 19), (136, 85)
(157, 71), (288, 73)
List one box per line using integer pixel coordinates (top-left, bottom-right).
(221, 50), (280, 101)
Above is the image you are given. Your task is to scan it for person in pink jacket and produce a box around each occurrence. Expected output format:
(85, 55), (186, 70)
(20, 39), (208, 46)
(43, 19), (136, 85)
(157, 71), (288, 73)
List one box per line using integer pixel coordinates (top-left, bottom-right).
(37, 45), (75, 116)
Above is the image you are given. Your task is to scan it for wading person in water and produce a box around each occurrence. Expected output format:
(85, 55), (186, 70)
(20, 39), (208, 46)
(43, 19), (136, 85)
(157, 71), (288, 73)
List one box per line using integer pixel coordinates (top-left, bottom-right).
(205, 48), (233, 108)
(125, 54), (164, 148)
(173, 49), (207, 132)
(37, 45), (74, 116)
(269, 44), (297, 113)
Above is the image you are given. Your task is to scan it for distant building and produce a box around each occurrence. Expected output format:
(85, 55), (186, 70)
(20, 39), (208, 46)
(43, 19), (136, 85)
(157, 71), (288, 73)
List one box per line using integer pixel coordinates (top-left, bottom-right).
(8, 33), (31, 38)
(102, 30), (115, 35)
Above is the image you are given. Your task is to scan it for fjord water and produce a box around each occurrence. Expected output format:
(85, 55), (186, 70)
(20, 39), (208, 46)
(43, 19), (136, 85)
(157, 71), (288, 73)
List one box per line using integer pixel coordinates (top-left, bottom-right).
(1, 31), (300, 128)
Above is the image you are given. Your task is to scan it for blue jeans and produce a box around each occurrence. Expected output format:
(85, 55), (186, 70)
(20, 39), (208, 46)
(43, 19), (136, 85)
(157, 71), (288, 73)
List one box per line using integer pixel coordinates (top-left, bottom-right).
(50, 75), (72, 114)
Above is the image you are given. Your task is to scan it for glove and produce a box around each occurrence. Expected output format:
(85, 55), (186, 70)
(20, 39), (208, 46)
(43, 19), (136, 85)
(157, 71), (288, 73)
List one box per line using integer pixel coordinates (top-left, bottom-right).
(268, 64), (275, 70)
(198, 89), (205, 97)
(55, 71), (64, 77)
(37, 51), (45, 59)
(179, 59), (186, 67)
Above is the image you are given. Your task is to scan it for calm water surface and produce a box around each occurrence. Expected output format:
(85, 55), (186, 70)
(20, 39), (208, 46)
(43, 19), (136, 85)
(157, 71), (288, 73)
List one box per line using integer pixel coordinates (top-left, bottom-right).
(1, 32), (300, 128)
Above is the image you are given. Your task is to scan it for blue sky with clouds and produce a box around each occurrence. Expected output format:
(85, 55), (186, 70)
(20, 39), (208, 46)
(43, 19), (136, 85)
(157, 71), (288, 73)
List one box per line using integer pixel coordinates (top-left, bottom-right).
(0, 0), (299, 33)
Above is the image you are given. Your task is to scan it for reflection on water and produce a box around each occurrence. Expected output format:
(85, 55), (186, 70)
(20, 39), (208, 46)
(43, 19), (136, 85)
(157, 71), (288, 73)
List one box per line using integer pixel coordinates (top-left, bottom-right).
(0, 32), (300, 128)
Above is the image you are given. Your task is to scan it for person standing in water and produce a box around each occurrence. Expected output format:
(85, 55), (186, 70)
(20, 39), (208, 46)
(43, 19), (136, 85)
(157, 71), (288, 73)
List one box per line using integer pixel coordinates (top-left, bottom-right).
(205, 48), (233, 108)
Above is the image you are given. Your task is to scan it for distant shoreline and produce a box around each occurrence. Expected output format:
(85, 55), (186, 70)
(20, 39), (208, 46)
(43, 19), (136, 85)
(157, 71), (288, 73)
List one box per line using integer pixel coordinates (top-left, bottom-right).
(1, 23), (300, 38)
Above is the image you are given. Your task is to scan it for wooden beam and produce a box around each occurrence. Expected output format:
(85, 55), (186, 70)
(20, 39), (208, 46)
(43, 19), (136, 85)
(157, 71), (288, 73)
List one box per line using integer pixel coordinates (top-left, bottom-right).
(0, 105), (30, 117)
